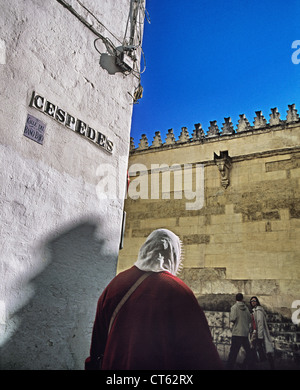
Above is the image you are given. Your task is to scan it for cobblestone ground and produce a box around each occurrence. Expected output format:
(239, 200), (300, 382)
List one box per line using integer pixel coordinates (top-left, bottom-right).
(226, 358), (300, 370)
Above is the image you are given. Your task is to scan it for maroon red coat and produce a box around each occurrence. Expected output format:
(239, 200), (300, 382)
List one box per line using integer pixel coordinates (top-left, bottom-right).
(85, 266), (223, 370)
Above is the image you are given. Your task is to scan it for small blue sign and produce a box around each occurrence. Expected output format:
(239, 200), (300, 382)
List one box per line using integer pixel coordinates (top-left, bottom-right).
(24, 113), (46, 145)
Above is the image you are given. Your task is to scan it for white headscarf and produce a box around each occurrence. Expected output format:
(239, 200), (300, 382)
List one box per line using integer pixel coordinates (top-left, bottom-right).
(134, 229), (183, 275)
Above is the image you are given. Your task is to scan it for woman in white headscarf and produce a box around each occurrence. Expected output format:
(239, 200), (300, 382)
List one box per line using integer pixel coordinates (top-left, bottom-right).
(85, 229), (222, 370)
(134, 228), (183, 275)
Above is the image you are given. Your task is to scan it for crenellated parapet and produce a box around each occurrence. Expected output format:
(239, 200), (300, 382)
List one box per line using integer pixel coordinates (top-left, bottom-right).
(130, 104), (300, 153)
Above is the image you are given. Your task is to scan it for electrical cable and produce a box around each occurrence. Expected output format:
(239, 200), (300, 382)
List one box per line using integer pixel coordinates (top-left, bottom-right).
(144, 7), (151, 24)
(56, 0), (148, 77)
(123, 4), (131, 46)
(94, 36), (116, 57)
(56, 0), (110, 45)
(76, 0), (123, 45)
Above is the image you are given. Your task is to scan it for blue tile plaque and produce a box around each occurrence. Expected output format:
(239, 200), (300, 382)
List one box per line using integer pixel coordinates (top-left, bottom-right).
(24, 113), (46, 145)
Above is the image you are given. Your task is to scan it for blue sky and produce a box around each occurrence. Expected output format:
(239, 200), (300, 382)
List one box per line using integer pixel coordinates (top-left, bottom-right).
(130, 0), (300, 147)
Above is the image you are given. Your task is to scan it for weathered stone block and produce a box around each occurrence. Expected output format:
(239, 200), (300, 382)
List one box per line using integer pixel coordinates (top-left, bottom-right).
(182, 234), (210, 245)
(205, 310), (224, 327)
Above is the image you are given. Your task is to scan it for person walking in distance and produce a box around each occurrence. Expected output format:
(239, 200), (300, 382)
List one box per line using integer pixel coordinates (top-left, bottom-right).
(226, 293), (253, 369)
(249, 296), (275, 369)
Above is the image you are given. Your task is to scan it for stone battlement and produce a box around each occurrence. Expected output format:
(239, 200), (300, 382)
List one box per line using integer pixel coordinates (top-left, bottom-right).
(130, 104), (300, 153)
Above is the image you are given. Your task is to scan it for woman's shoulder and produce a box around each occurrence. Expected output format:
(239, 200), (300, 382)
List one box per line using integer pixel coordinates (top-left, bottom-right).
(155, 271), (197, 300)
(255, 305), (266, 315)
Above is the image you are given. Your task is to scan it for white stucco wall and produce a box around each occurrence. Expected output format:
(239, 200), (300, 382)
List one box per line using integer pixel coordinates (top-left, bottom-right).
(0, 0), (144, 369)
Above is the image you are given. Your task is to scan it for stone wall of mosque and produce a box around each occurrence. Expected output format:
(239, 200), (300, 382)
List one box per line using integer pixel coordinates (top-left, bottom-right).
(118, 104), (300, 366)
